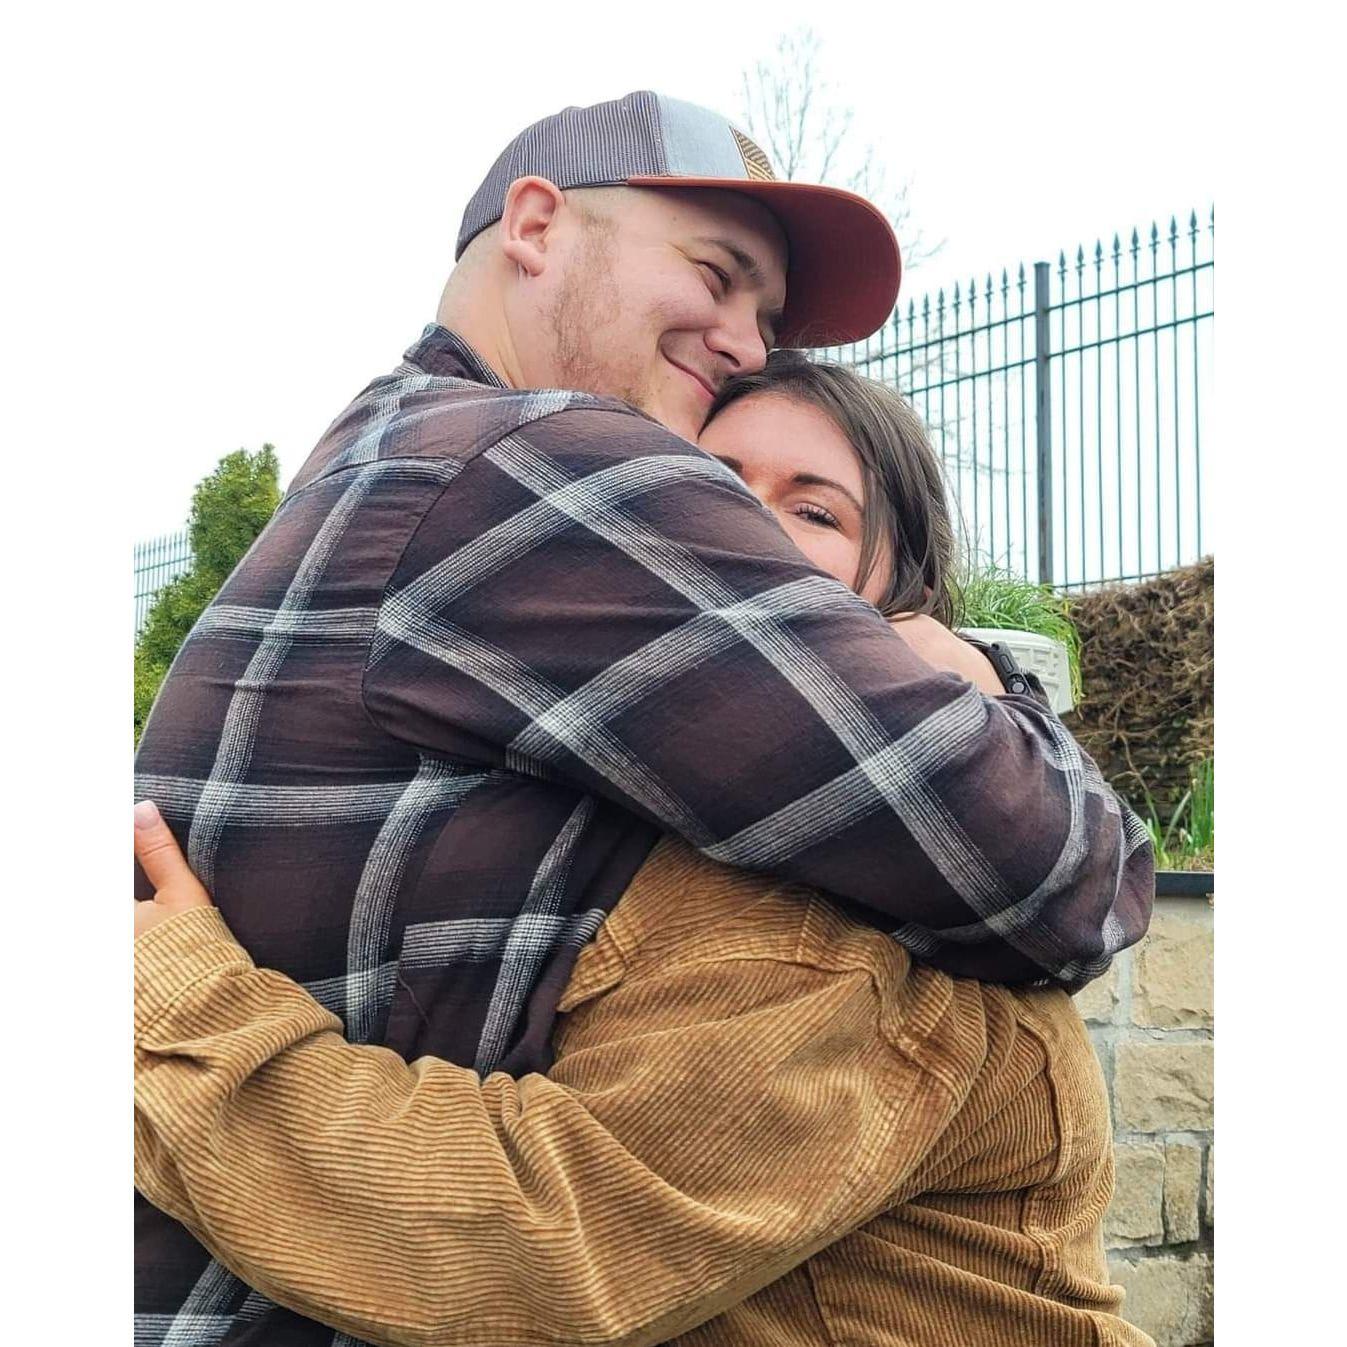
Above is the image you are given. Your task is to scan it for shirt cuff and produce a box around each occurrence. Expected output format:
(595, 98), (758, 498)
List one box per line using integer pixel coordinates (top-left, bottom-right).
(135, 906), (255, 1042)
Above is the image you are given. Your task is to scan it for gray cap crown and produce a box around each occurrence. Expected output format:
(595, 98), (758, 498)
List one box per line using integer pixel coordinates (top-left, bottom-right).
(456, 91), (771, 258)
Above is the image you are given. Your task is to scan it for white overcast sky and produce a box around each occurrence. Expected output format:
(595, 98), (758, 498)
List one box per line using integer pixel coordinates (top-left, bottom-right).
(85, 1), (1216, 537)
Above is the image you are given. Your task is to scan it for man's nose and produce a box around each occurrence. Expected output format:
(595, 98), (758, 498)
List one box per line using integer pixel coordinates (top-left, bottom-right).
(707, 305), (769, 376)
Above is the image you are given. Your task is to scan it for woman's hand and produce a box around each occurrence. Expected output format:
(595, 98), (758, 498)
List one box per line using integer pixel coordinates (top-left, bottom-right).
(134, 801), (214, 940)
(887, 614), (1006, 697)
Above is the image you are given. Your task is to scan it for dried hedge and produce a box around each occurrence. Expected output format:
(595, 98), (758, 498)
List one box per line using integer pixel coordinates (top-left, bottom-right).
(1062, 558), (1213, 819)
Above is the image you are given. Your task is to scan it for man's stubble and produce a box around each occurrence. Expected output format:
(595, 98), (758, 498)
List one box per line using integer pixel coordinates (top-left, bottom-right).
(545, 217), (650, 415)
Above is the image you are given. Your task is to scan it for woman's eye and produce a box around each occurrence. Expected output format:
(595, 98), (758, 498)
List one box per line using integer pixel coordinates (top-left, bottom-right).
(795, 503), (840, 529)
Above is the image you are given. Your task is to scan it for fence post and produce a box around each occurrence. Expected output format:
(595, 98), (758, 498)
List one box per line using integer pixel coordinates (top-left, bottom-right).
(1033, 261), (1054, 587)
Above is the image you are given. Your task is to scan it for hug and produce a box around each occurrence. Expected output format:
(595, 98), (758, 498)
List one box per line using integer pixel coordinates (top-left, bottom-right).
(134, 90), (1155, 1347)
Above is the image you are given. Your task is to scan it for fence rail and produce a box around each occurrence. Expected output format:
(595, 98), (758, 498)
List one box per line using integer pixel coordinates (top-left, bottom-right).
(134, 529), (193, 634)
(828, 207), (1214, 590)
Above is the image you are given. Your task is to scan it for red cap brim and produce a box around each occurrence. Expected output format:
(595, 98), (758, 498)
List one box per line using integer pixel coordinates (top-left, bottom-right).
(628, 175), (901, 347)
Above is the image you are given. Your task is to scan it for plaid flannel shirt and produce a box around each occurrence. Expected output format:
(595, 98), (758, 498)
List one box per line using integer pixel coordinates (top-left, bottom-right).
(132, 325), (1153, 1346)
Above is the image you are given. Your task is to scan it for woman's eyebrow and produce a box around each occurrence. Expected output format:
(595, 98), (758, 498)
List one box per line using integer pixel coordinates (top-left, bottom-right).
(793, 472), (864, 516)
(706, 459), (862, 515)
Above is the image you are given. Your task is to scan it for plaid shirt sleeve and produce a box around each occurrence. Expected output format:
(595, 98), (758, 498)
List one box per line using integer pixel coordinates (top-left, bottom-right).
(364, 400), (1153, 988)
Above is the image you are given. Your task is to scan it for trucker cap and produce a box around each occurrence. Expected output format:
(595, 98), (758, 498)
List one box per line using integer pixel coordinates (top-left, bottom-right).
(456, 91), (901, 348)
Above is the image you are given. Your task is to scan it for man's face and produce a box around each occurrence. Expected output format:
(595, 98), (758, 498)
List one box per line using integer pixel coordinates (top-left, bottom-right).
(535, 187), (789, 441)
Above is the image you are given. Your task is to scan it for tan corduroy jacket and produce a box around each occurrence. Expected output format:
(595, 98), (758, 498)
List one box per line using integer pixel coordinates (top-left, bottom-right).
(135, 839), (1154, 1347)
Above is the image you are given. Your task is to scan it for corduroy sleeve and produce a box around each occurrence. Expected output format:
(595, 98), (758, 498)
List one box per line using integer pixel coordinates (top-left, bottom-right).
(363, 404), (1153, 989)
(134, 902), (962, 1347)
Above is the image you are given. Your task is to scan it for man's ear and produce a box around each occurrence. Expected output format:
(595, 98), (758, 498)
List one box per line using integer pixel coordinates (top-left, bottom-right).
(499, 177), (566, 278)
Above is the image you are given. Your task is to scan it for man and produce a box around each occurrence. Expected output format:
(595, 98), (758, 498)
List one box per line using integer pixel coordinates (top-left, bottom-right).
(134, 91), (1153, 1345)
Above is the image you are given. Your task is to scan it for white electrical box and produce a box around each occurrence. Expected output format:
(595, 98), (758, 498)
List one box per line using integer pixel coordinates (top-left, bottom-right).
(958, 627), (1076, 714)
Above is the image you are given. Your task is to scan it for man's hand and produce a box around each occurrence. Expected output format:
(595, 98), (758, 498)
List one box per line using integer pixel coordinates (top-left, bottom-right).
(134, 800), (214, 940)
(887, 614), (1006, 697)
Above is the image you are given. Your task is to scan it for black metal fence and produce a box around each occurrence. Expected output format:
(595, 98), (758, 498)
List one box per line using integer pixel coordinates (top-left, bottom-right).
(134, 529), (192, 634)
(829, 208), (1214, 589)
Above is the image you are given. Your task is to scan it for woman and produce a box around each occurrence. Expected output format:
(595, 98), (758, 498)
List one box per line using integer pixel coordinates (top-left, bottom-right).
(135, 356), (1151, 1347)
(695, 351), (1003, 694)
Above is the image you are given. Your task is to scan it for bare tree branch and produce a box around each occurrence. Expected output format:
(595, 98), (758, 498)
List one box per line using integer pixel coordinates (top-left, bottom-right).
(737, 27), (944, 275)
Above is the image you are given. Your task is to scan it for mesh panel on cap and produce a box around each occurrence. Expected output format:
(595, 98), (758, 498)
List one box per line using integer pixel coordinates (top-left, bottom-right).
(456, 92), (669, 258)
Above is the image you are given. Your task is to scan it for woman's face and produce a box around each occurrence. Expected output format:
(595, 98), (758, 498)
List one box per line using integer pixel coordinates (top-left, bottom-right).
(698, 392), (892, 607)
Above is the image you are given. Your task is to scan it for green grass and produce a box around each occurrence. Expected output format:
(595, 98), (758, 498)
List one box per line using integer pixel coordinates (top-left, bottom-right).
(1141, 758), (1215, 871)
(957, 564), (1083, 702)
(1187, 756), (1214, 855)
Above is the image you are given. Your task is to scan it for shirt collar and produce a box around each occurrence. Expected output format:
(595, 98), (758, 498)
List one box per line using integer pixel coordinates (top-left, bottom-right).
(403, 325), (508, 389)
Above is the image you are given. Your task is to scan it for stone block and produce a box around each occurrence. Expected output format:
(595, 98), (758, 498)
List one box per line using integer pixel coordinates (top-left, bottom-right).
(1115, 1041), (1213, 1133)
(1105, 1142), (1165, 1246)
(1204, 1146), (1213, 1227)
(1074, 959), (1121, 1024)
(1163, 1142), (1202, 1244)
(1133, 904), (1213, 1029)
(1087, 1026), (1112, 1077)
(1111, 1253), (1213, 1346)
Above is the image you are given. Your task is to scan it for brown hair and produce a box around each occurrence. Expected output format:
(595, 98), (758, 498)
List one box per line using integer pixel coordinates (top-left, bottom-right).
(704, 351), (962, 625)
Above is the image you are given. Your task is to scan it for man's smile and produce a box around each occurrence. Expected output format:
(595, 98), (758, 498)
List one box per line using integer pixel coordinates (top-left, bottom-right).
(665, 357), (717, 404)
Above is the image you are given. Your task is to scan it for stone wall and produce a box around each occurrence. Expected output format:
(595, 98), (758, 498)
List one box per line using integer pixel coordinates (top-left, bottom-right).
(1074, 893), (1214, 1346)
